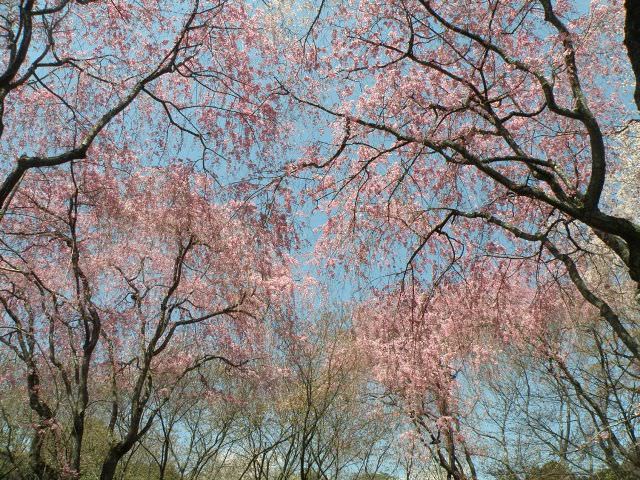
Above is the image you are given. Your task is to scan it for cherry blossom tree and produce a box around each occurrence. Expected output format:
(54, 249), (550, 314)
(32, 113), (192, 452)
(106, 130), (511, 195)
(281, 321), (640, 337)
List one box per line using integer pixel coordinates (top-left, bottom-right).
(0, 162), (292, 479)
(353, 263), (571, 479)
(282, 0), (640, 353)
(0, 4), (292, 474)
(270, 0), (640, 477)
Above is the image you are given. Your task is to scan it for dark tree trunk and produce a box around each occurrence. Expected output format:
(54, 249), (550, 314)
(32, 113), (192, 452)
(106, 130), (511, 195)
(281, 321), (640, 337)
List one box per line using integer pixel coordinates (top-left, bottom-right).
(626, 0), (640, 111)
(99, 451), (121, 480)
(70, 411), (85, 475)
(29, 431), (55, 480)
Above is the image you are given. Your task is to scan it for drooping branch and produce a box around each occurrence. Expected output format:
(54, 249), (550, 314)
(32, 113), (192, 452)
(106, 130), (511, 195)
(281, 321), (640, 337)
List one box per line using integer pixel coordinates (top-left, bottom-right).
(450, 207), (640, 362)
(0, 0), (203, 215)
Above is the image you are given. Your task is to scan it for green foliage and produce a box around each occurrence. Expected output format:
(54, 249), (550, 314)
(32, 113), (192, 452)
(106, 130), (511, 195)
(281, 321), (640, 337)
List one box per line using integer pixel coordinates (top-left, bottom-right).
(527, 462), (576, 480)
(350, 473), (398, 480)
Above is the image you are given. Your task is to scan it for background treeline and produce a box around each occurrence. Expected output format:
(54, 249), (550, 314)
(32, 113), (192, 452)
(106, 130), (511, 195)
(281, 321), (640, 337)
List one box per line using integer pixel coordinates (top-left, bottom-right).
(1, 308), (638, 480)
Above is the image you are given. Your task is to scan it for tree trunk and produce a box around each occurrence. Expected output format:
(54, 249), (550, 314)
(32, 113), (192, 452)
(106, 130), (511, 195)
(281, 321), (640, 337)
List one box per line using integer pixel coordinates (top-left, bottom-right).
(626, 0), (640, 111)
(99, 450), (121, 480)
(70, 411), (85, 475)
